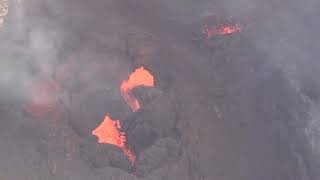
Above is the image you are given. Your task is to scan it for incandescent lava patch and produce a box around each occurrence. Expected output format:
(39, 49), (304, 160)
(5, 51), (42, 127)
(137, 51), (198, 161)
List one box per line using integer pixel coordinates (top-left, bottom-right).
(120, 66), (155, 112)
(92, 115), (136, 165)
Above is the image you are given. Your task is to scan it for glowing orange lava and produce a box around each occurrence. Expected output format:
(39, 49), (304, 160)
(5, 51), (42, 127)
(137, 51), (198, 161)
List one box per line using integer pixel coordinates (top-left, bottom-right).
(120, 66), (155, 112)
(92, 66), (155, 165)
(203, 24), (241, 39)
(92, 115), (136, 164)
(217, 24), (241, 35)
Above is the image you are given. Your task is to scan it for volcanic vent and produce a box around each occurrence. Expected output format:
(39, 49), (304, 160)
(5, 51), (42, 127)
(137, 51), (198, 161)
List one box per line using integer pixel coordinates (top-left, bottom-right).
(1, 0), (316, 179)
(21, 44), (184, 177)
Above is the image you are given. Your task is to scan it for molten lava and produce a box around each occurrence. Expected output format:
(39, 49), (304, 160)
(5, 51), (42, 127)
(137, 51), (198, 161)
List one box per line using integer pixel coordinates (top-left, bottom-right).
(217, 24), (241, 35)
(92, 66), (155, 165)
(120, 66), (155, 112)
(92, 115), (136, 164)
(203, 24), (241, 39)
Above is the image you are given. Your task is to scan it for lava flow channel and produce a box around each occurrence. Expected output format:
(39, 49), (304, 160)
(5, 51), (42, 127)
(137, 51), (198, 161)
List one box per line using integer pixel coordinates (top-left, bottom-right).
(120, 66), (155, 112)
(203, 24), (241, 39)
(92, 115), (136, 164)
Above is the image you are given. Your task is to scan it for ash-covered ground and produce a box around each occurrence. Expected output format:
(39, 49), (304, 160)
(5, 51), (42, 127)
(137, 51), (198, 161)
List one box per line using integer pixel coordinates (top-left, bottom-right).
(0, 0), (320, 180)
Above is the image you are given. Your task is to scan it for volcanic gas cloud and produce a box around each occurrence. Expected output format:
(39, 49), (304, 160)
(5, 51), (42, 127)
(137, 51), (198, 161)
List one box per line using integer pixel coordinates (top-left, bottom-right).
(24, 79), (61, 118)
(24, 58), (75, 118)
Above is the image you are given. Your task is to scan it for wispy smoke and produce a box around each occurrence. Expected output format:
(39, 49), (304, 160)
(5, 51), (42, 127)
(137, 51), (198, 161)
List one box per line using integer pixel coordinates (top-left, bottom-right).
(0, 0), (132, 109)
(0, 0), (64, 103)
(1, 0), (319, 178)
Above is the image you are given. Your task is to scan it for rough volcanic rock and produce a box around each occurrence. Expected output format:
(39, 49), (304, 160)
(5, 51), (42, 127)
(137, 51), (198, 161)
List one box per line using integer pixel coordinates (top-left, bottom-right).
(139, 91), (178, 137)
(134, 137), (181, 177)
(95, 167), (139, 180)
(0, 108), (51, 180)
(126, 32), (158, 68)
(79, 136), (132, 172)
(126, 33), (174, 89)
(69, 87), (129, 137)
(172, 34), (309, 180)
(2, 0), (318, 180)
(132, 86), (163, 107)
(124, 114), (158, 156)
(124, 90), (178, 154)
(142, 149), (189, 180)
